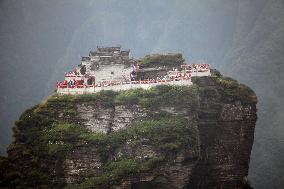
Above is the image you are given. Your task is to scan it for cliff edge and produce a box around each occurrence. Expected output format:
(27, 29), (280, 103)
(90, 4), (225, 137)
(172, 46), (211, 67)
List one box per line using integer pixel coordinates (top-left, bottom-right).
(0, 70), (257, 189)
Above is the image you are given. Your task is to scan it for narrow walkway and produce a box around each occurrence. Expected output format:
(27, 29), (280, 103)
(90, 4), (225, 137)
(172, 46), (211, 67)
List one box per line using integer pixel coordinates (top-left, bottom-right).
(57, 70), (210, 95)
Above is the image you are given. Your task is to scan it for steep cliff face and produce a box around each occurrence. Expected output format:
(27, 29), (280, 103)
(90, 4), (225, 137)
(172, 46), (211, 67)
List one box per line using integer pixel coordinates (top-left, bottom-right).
(188, 75), (257, 189)
(0, 70), (257, 189)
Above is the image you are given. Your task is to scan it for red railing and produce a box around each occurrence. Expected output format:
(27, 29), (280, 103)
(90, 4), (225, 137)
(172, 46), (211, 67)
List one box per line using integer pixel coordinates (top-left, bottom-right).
(56, 76), (192, 89)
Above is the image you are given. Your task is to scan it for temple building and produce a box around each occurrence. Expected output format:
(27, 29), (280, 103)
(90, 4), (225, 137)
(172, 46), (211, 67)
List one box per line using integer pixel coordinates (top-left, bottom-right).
(79, 46), (134, 84)
(56, 46), (211, 95)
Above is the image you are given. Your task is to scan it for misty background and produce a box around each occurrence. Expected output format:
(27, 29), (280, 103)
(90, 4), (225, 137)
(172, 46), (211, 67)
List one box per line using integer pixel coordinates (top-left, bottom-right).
(0, 0), (283, 188)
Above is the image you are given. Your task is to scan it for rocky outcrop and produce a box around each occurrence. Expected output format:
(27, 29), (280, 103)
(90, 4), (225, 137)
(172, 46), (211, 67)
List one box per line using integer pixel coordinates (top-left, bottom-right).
(0, 70), (257, 189)
(188, 76), (257, 189)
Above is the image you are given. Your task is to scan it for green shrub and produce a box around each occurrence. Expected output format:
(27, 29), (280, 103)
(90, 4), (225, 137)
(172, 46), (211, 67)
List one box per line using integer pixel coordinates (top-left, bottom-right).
(114, 85), (199, 110)
(199, 87), (220, 99)
(138, 53), (185, 66)
(41, 123), (88, 154)
(67, 157), (165, 189)
(115, 90), (140, 105)
(123, 116), (197, 152)
(216, 77), (255, 103)
(48, 90), (117, 107)
(217, 77), (239, 89)
(25, 170), (49, 185)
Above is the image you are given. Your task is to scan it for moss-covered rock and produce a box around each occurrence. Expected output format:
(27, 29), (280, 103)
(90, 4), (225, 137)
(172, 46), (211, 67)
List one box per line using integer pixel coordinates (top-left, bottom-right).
(0, 69), (257, 189)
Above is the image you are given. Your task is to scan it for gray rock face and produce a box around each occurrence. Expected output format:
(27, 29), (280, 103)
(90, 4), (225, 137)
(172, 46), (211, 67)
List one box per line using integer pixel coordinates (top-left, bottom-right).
(112, 105), (147, 132)
(77, 104), (114, 133)
(76, 104), (148, 133)
(220, 103), (256, 121)
(118, 151), (199, 189)
(63, 147), (102, 184)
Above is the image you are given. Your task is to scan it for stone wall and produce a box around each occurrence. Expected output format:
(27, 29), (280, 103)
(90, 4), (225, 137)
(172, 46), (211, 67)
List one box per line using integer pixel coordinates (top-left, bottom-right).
(92, 64), (132, 82)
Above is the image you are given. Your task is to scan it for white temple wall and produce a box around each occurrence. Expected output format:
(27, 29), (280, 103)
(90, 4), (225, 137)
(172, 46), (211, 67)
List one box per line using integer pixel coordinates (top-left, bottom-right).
(57, 79), (193, 95)
(56, 69), (210, 95)
(94, 64), (132, 82)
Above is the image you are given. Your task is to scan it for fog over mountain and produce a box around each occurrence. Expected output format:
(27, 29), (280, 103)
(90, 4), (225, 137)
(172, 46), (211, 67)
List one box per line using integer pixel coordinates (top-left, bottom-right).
(0, 0), (283, 188)
(222, 1), (284, 188)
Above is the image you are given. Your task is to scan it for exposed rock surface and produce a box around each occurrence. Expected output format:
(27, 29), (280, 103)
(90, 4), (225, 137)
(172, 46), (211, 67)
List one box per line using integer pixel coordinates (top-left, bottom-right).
(188, 76), (257, 189)
(0, 70), (257, 189)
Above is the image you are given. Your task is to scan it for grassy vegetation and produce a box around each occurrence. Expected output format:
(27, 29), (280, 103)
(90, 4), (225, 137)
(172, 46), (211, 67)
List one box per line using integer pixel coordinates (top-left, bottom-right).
(138, 53), (185, 66)
(4, 104), (70, 188)
(115, 85), (199, 110)
(46, 90), (118, 108)
(193, 70), (256, 104)
(216, 76), (256, 103)
(65, 157), (165, 189)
